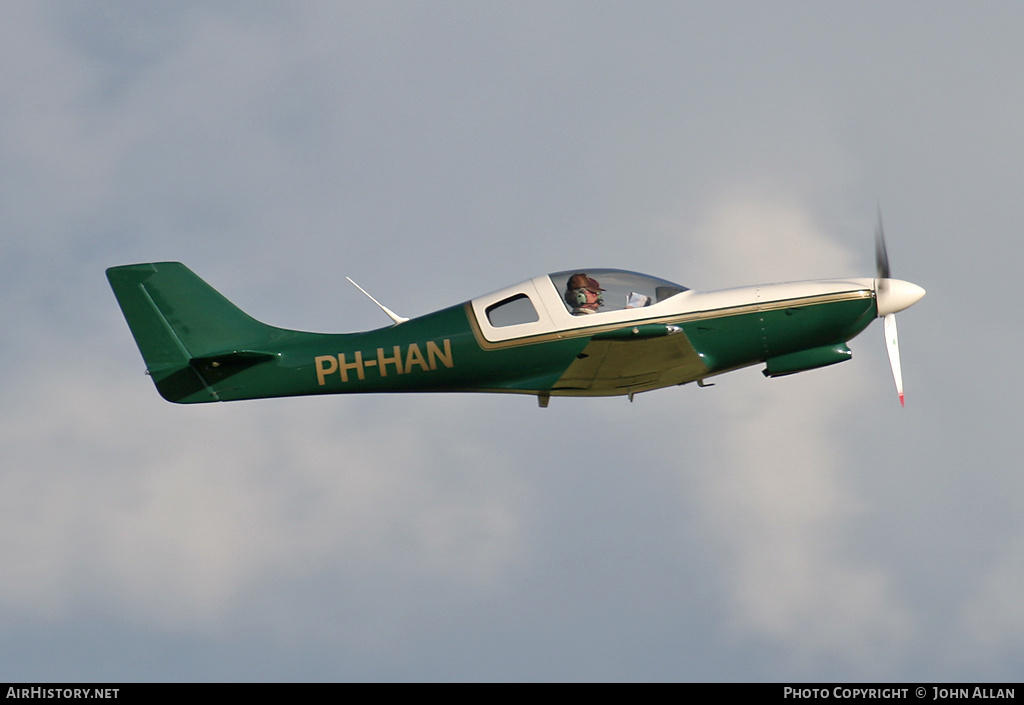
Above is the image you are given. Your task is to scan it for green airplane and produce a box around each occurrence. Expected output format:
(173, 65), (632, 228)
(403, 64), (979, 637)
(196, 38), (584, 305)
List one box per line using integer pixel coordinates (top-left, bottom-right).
(107, 229), (924, 408)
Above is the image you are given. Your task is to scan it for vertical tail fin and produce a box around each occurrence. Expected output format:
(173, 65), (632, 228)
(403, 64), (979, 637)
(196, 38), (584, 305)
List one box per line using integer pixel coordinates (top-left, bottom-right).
(106, 262), (278, 403)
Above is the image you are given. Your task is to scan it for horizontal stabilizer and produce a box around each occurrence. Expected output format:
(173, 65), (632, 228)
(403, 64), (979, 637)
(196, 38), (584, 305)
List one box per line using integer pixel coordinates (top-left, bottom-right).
(190, 349), (280, 367)
(189, 350), (280, 387)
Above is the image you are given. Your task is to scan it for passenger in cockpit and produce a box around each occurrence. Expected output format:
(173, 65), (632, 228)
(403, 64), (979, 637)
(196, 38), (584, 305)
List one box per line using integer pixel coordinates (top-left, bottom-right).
(565, 273), (604, 315)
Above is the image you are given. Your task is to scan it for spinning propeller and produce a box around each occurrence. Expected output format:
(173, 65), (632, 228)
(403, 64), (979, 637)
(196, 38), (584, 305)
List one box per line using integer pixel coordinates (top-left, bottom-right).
(873, 213), (926, 406)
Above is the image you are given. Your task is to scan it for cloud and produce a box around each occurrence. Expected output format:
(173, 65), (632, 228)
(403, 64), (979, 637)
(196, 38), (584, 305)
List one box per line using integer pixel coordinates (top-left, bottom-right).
(0, 360), (529, 634)
(688, 192), (860, 287)
(959, 531), (1024, 655)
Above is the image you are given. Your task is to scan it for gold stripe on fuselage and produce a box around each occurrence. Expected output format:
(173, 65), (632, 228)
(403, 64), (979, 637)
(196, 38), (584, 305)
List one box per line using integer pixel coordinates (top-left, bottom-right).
(466, 289), (873, 351)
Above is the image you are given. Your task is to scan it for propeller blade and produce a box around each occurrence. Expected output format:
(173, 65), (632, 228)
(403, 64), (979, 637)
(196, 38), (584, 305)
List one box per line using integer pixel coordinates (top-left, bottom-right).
(883, 313), (904, 406)
(875, 209), (891, 282)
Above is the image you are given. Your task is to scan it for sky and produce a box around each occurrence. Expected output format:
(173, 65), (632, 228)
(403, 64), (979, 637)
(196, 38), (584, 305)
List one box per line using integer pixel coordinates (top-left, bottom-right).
(1, 1), (1022, 682)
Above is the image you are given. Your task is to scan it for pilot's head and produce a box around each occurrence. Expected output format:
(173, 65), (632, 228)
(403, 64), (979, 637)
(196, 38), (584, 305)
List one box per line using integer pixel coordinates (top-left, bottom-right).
(565, 273), (604, 313)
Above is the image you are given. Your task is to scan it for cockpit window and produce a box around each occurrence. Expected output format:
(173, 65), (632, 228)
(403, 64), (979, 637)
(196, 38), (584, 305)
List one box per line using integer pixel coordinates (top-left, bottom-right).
(486, 293), (540, 327)
(551, 269), (688, 316)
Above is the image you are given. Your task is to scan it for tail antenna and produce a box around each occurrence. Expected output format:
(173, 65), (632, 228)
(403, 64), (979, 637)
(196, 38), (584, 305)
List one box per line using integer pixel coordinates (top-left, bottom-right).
(345, 277), (409, 325)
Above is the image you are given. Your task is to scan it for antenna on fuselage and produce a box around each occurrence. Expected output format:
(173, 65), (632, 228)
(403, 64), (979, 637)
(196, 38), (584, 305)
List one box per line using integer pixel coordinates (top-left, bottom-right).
(345, 277), (409, 325)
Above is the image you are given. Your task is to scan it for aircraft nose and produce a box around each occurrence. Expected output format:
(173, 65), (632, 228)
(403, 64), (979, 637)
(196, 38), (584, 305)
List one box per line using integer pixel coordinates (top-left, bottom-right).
(875, 278), (926, 316)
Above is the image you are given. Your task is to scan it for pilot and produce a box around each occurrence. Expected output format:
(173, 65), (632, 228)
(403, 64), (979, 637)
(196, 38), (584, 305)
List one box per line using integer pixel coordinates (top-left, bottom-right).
(565, 273), (604, 315)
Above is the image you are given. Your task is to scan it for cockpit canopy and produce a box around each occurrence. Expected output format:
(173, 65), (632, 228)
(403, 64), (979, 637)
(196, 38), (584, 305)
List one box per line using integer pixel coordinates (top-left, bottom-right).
(474, 268), (692, 341)
(550, 269), (688, 316)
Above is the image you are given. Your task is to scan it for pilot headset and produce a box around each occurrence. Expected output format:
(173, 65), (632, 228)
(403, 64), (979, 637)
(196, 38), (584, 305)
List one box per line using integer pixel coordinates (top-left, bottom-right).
(566, 273), (604, 308)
